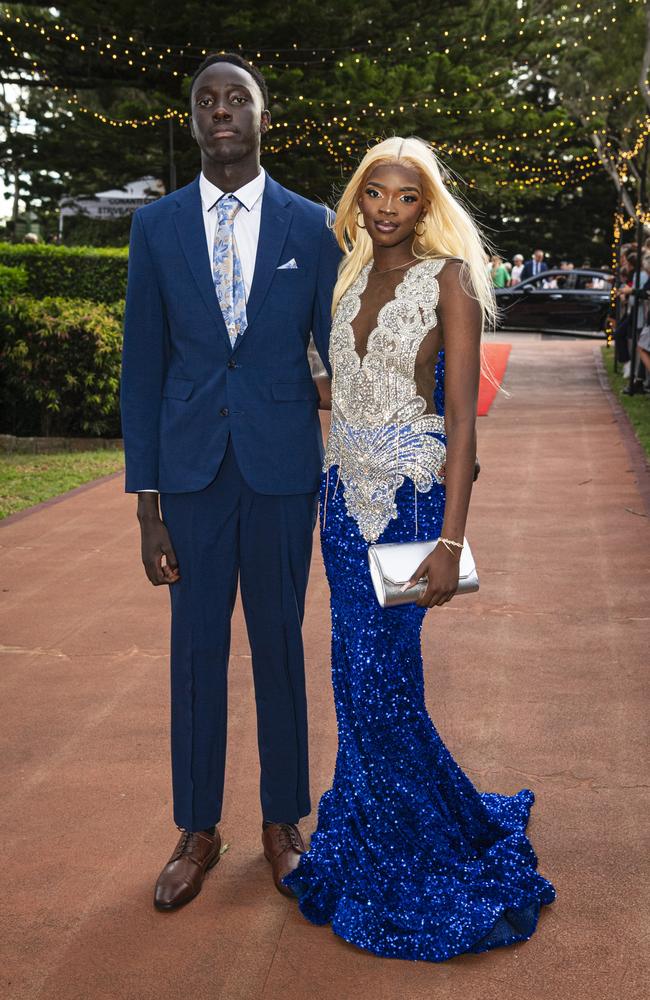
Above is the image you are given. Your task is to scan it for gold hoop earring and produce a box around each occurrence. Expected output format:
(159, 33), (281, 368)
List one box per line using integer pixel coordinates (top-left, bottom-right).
(414, 219), (426, 238)
(357, 211), (367, 230)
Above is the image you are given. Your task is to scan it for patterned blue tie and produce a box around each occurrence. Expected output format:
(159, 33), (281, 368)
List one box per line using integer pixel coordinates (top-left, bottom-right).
(212, 194), (248, 349)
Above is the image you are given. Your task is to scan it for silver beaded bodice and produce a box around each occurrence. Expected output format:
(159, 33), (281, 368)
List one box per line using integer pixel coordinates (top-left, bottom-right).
(324, 257), (448, 543)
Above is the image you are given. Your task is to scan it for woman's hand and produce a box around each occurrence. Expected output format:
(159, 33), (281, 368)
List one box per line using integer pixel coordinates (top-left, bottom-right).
(407, 543), (460, 608)
(438, 458), (481, 483)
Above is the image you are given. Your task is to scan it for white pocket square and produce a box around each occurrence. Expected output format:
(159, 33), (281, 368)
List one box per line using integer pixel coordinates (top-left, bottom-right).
(277, 258), (298, 270)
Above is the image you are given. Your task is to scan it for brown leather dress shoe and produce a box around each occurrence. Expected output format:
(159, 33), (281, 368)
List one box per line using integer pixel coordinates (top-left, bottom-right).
(154, 827), (221, 911)
(262, 823), (305, 897)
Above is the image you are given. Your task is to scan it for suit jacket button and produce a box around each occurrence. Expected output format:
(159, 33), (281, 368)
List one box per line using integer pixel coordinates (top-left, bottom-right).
(227, 360), (237, 370)
(220, 407), (229, 416)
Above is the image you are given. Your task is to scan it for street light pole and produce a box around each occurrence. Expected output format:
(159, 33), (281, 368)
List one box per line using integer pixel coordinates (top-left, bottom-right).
(613, 190), (624, 374)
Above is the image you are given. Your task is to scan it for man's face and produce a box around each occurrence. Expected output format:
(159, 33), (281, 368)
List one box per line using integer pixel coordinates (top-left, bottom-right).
(190, 62), (270, 166)
(534, 250), (544, 262)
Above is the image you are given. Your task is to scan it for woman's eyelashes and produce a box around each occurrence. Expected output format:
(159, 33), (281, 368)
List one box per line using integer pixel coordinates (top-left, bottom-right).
(363, 187), (419, 204)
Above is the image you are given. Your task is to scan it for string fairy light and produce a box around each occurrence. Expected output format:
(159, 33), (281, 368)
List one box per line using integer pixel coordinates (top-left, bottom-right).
(0, 0), (645, 74)
(53, 89), (602, 189)
(1, 1), (647, 202)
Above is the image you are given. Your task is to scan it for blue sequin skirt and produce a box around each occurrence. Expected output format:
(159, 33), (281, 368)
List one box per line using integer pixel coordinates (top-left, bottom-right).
(283, 460), (556, 961)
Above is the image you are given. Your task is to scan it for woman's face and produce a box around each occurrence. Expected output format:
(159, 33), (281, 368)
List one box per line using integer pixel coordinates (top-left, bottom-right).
(357, 162), (426, 249)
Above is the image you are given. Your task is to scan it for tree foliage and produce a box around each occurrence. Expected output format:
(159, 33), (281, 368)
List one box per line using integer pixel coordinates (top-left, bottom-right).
(1, 0), (647, 261)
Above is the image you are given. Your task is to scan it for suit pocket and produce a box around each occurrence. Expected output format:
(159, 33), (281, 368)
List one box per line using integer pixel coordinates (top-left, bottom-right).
(162, 376), (194, 400)
(271, 379), (319, 402)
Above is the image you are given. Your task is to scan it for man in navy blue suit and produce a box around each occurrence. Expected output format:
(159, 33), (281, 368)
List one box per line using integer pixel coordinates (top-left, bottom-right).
(120, 53), (340, 910)
(521, 248), (548, 281)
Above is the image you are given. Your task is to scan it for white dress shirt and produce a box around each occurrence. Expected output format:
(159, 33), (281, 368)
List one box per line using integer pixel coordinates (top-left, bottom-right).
(199, 168), (266, 299)
(138, 169), (266, 493)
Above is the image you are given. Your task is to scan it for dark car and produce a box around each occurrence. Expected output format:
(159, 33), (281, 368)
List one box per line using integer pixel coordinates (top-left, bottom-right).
(495, 269), (614, 337)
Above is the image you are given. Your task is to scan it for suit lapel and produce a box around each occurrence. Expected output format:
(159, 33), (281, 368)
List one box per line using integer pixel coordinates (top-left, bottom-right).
(239, 176), (293, 339)
(172, 175), (231, 351)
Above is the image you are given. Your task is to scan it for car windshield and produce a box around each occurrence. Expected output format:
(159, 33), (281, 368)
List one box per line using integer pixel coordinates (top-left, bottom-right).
(517, 271), (613, 291)
(519, 274), (559, 290)
(573, 272), (613, 290)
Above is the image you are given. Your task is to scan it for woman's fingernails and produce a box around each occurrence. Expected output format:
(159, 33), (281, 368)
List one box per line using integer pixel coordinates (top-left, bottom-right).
(400, 581), (412, 592)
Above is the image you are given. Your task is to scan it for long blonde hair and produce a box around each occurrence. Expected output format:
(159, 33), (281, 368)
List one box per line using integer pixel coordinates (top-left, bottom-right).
(331, 136), (497, 338)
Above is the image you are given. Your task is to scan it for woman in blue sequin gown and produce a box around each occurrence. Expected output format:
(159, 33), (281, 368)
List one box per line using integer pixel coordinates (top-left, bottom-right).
(283, 138), (556, 961)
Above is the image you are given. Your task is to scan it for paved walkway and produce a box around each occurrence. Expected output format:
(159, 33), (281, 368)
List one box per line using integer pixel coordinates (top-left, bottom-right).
(1, 338), (648, 1000)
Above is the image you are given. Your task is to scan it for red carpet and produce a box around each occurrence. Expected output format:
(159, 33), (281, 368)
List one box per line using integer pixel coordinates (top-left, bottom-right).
(478, 342), (512, 415)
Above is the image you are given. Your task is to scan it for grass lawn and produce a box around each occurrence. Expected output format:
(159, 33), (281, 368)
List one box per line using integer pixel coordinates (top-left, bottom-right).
(600, 346), (650, 459)
(0, 450), (124, 519)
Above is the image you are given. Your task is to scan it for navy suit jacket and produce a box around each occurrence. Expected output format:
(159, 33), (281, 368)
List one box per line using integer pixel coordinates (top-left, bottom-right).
(521, 259), (548, 281)
(120, 173), (341, 495)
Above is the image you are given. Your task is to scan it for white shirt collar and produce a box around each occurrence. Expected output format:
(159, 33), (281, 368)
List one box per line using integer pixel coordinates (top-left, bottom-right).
(199, 168), (266, 213)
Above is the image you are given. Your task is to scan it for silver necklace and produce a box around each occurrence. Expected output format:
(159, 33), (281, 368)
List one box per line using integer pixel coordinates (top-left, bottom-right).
(370, 256), (418, 275)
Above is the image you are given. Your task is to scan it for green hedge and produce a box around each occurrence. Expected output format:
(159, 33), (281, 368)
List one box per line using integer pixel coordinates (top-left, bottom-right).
(0, 263), (28, 298)
(63, 214), (133, 248)
(0, 243), (128, 303)
(0, 295), (125, 437)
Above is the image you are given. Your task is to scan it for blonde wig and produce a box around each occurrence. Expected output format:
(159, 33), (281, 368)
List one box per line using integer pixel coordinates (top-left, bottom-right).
(331, 136), (497, 342)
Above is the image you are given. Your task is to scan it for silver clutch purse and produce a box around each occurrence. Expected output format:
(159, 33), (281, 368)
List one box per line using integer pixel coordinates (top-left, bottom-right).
(368, 537), (479, 607)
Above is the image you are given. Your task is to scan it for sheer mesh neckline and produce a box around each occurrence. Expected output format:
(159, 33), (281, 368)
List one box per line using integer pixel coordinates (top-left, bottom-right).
(346, 257), (448, 367)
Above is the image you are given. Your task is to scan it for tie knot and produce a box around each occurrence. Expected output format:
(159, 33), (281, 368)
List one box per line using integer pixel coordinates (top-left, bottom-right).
(217, 194), (241, 227)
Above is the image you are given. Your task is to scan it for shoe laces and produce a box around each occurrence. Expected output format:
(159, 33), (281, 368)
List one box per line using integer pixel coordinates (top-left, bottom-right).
(172, 827), (200, 861)
(276, 823), (301, 853)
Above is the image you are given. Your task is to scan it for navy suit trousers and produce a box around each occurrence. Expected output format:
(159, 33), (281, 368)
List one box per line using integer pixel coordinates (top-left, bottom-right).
(160, 436), (317, 831)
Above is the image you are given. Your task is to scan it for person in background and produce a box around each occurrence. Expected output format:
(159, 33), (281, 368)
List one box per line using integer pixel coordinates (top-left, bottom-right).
(623, 252), (650, 395)
(521, 249), (547, 280)
(490, 254), (509, 288)
(509, 253), (524, 285)
(616, 248), (649, 388)
(614, 249), (634, 375)
(636, 319), (650, 393)
(587, 266), (613, 291)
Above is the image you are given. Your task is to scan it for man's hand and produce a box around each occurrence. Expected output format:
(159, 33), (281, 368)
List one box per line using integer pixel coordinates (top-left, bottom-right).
(137, 494), (180, 586)
(314, 375), (332, 410)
